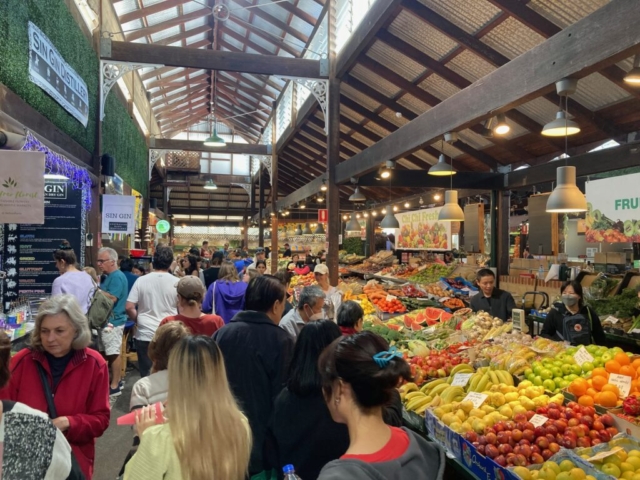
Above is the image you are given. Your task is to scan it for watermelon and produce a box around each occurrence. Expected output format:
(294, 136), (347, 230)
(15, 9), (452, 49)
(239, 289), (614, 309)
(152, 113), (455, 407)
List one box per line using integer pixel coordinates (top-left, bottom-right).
(403, 316), (414, 328)
(415, 312), (427, 325)
(387, 324), (403, 332)
(440, 311), (453, 322)
(411, 322), (422, 331)
(425, 307), (444, 322)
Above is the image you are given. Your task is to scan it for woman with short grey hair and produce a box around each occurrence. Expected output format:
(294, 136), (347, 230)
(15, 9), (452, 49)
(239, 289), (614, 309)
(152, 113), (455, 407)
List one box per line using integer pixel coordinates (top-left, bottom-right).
(0, 295), (110, 479)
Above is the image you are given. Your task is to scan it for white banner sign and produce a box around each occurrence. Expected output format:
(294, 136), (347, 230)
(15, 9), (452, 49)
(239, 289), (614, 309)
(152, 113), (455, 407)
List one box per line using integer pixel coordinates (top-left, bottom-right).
(102, 195), (136, 234)
(396, 207), (452, 251)
(585, 173), (640, 243)
(28, 22), (89, 127)
(0, 151), (45, 224)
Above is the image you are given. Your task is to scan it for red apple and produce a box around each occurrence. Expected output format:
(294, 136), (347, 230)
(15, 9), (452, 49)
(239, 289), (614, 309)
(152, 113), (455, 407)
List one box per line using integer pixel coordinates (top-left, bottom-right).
(541, 449), (553, 460)
(519, 439), (531, 446)
(514, 413), (527, 423)
(600, 414), (614, 427)
(485, 444), (499, 459)
(520, 444), (532, 459)
(547, 409), (560, 420)
(494, 455), (507, 467)
(578, 424), (591, 436)
(592, 439), (602, 445)
(566, 401), (578, 410)
(465, 431), (478, 443)
(478, 435), (487, 446)
(536, 407), (549, 415)
(536, 437), (550, 450)
(513, 454), (527, 467)
(581, 406), (596, 417)
(548, 442), (561, 454)
(563, 436), (577, 449)
(531, 453), (544, 464)
(534, 426), (546, 438)
(485, 432), (497, 445)
(577, 437), (592, 448)
(494, 422), (505, 433)
(497, 432), (509, 445)
(599, 430), (611, 442)
(513, 446), (522, 456)
(548, 402), (560, 410)
(606, 427), (618, 436)
(545, 434), (556, 443)
(581, 415), (594, 428)
(531, 445), (541, 455)
(476, 444), (486, 455)
(592, 420), (604, 431)
(506, 421), (516, 431)
(554, 420), (567, 434)
(511, 429), (523, 442)
(498, 444), (512, 455)
(589, 430), (600, 440)
(545, 425), (558, 436)
(567, 418), (580, 427)
(526, 411), (535, 420)
(522, 430), (535, 442)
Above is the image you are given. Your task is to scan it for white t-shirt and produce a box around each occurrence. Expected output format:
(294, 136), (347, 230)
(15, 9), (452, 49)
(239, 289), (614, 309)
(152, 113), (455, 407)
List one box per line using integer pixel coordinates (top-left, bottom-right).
(127, 272), (178, 342)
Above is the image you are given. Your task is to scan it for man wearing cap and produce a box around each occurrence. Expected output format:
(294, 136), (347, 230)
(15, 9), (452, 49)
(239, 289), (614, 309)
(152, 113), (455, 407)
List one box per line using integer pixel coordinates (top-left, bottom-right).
(314, 264), (341, 320)
(283, 243), (292, 258)
(126, 245), (178, 377)
(159, 276), (224, 336)
(248, 247), (266, 271)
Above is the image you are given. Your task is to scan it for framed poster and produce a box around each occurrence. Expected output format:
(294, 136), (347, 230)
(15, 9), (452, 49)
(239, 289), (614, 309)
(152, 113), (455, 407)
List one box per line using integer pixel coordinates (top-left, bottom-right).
(396, 207), (452, 251)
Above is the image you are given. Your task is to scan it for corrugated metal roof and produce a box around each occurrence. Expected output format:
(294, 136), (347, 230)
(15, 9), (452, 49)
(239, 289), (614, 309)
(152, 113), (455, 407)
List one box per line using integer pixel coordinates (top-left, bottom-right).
(572, 72), (631, 111)
(387, 10), (459, 62)
(350, 132), (375, 147)
(151, 26), (181, 42)
(411, 150), (437, 164)
(445, 50), (495, 83)
(350, 65), (402, 98)
(367, 41), (426, 82)
(341, 83), (381, 112)
(418, 0), (501, 36)
(419, 74), (460, 101)
(528, 0), (611, 29)
(396, 94), (432, 116)
(146, 7), (179, 27)
(379, 109), (409, 128)
(182, 2), (205, 15)
(481, 16), (546, 61)
(364, 121), (391, 138)
(515, 97), (560, 126)
(457, 129), (495, 150)
(114, 0), (139, 16)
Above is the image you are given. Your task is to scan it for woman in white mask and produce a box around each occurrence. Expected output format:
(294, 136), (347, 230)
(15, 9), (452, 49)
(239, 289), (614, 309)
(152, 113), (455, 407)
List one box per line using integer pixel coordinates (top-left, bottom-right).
(540, 281), (605, 346)
(279, 285), (326, 340)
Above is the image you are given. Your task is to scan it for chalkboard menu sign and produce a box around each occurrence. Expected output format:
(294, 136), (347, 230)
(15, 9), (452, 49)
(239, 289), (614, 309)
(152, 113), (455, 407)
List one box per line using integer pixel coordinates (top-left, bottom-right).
(2, 179), (85, 310)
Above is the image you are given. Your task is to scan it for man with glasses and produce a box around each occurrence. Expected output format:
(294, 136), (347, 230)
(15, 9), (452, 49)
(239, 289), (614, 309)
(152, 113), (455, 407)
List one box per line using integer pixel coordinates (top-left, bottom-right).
(96, 247), (129, 398)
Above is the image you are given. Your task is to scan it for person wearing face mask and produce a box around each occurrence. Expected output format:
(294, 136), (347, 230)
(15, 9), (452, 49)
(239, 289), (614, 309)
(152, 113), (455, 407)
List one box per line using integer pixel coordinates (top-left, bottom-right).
(214, 275), (295, 477)
(540, 281), (605, 346)
(280, 285), (326, 339)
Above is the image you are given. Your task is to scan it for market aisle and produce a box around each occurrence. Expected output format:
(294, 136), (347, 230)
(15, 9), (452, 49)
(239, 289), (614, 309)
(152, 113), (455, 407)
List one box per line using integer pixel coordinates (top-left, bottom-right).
(94, 369), (141, 480)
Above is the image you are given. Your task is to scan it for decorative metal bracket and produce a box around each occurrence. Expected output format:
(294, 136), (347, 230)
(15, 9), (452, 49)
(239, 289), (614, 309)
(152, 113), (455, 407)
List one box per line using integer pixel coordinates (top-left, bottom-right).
(148, 149), (166, 180)
(100, 60), (163, 120)
(279, 77), (329, 135)
(254, 155), (273, 184)
(231, 183), (252, 201)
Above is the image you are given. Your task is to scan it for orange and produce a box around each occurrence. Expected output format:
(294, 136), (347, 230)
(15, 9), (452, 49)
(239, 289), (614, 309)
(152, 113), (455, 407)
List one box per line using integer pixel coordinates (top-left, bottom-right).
(592, 367), (609, 379)
(605, 360), (621, 374)
(620, 365), (637, 379)
(569, 378), (588, 397)
(602, 384), (620, 397)
(578, 395), (595, 407)
(592, 375), (608, 391)
(615, 352), (631, 366)
(586, 388), (598, 398)
(595, 391), (618, 408)
(631, 358), (640, 369)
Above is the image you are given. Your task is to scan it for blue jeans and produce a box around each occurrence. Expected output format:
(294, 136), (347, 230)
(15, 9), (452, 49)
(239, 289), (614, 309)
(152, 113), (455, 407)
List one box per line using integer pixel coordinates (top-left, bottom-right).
(136, 340), (152, 378)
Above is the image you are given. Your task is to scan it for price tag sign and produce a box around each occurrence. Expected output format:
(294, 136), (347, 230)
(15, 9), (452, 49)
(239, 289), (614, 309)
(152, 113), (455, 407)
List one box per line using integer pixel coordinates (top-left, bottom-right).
(609, 373), (632, 398)
(463, 392), (488, 409)
(424, 326), (436, 334)
(386, 294), (397, 302)
(588, 447), (623, 462)
(604, 315), (620, 324)
(573, 346), (594, 367)
(451, 373), (473, 387)
(529, 414), (549, 427)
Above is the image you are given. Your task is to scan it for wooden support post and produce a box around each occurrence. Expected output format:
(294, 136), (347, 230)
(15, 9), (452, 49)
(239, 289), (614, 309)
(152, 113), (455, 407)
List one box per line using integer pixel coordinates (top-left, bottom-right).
(325, 0), (340, 286)
(366, 217), (376, 257)
(498, 191), (511, 277)
(270, 102), (279, 274)
(258, 165), (265, 247)
(490, 190), (498, 272)
(141, 197), (150, 252)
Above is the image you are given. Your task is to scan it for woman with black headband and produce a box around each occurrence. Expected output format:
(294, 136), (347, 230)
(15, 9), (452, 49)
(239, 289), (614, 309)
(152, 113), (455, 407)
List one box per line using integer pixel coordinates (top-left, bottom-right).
(52, 240), (95, 313)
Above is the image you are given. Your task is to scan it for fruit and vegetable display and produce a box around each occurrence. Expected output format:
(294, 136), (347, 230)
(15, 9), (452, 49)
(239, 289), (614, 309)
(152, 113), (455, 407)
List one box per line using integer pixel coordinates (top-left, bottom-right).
(408, 264), (456, 284)
(377, 264), (420, 279)
(460, 311), (514, 341)
(586, 202), (640, 243)
(587, 288), (639, 321)
(289, 272), (316, 288)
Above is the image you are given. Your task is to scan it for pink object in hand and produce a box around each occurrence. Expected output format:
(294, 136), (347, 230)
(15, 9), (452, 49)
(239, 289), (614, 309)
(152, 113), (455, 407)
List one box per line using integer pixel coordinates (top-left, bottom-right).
(117, 402), (164, 426)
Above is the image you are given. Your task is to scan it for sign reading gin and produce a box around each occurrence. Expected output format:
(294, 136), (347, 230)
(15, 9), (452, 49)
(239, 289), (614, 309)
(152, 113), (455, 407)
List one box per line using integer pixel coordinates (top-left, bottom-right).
(102, 195), (136, 234)
(28, 22), (89, 127)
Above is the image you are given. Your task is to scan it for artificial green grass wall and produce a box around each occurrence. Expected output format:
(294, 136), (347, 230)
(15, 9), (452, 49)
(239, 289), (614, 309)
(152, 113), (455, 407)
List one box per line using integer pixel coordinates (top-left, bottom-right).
(0, 0), (148, 197)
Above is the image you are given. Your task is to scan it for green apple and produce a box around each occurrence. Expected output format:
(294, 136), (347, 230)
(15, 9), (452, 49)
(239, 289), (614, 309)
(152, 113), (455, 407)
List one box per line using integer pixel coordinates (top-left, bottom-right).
(593, 357), (604, 367)
(533, 365), (543, 376)
(543, 379), (557, 392)
(533, 375), (543, 386)
(601, 464), (621, 478)
(595, 347), (607, 357)
(586, 345), (598, 354)
(571, 364), (583, 375)
(581, 362), (594, 372)
(524, 368), (533, 377)
(552, 367), (563, 378)
(554, 377), (564, 386)
(565, 347), (578, 356)
(601, 352), (614, 363)
(559, 460), (575, 472)
(553, 360), (564, 368)
(611, 347), (624, 354)
(562, 364), (573, 375)
(557, 379), (569, 389)
(527, 373), (536, 382)
(567, 374), (579, 382)
(540, 369), (553, 380)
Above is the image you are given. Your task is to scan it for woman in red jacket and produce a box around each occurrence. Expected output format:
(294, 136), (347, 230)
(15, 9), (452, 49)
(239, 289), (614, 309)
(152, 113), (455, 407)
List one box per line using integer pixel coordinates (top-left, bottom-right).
(0, 294), (110, 479)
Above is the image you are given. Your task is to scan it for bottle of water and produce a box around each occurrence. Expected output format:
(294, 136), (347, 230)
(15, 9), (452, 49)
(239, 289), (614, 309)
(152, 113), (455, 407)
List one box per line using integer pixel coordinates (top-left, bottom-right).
(283, 464), (302, 480)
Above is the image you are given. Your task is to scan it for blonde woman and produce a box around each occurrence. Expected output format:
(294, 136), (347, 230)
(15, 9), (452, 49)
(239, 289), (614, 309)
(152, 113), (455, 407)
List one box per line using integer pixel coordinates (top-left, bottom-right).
(124, 336), (251, 480)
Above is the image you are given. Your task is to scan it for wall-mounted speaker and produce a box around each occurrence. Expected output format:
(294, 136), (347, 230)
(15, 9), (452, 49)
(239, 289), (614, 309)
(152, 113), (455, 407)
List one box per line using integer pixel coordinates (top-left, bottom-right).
(101, 154), (115, 177)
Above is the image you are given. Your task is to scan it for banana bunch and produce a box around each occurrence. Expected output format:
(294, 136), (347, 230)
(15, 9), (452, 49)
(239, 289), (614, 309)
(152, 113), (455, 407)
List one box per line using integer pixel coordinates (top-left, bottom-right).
(466, 367), (514, 393)
(445, 363), (474, 381)
(482, 323), (513, 341)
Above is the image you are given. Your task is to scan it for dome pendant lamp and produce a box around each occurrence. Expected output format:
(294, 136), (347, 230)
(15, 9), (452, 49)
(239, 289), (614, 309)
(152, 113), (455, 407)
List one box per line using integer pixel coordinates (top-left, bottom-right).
(428, 138), (456, 176)
(302, 223), (313, 235)
(542, 78), (580, 137)
(380, 207), (400, 229)
(314, 222), (326, 235)
(438, 190), (465, 222)
(546, 166), (587, 213)
(294, 224), (303, 236)
(204, 72), (226, 147)
(346, 213), (361, 232)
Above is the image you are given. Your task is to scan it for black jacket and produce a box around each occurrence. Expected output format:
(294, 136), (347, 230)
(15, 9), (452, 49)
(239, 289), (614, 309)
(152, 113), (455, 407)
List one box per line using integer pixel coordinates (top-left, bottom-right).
(469, 288), (516, 322)
(267, 389), (350, 480)
(214, 311), (295, 475)
(540, 304), (605, 346)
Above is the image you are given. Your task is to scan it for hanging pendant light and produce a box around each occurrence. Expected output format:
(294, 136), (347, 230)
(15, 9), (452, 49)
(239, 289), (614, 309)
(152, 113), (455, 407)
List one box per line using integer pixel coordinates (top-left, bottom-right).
(203, 121), (226, 147)
(546, 166), (587, 213)
(346, 213), (361, 231)
(294, 224), (303, 235)
(624, 54), (640, 84)
(493, 113), (510, 135)
(541, 111), (580, 137)
(380, 206), (400, 229)
(314, 222), (326, 235)
(349, 186), (366, 202)
(203, 178), (218, 190)
(438, 191), (465, 222)
(303, 222), (313, 235)
(429, 139), (456, 176)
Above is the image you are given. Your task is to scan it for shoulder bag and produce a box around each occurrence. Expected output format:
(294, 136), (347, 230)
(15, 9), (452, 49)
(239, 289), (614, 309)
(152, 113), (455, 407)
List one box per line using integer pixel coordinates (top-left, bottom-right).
(35, 363), (86, 480)
(86, 280), (114, 331)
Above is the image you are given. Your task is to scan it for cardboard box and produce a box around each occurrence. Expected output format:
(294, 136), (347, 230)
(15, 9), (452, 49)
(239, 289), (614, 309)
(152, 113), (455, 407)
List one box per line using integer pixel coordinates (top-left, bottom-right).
(595, 252), (607, 264)
(607, 252), (627, 265)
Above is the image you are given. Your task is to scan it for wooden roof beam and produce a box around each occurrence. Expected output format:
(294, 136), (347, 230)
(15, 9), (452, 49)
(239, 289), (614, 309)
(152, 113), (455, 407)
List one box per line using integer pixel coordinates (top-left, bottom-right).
(125, 8), (211, 42)
(231, 0), (309, 44)
(226, 16), (301, 57)
(151, 86), (209, 110)
(119, 0), (194, 25)
(102, 40), (326, 78)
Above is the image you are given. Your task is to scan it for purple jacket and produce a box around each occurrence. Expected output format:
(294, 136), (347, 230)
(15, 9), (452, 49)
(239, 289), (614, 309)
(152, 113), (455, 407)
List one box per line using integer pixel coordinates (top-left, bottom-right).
(203, 280), (247, 324)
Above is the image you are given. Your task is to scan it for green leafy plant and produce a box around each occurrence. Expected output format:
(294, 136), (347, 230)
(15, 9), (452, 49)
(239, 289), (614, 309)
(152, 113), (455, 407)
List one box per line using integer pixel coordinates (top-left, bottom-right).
(1, 177), (17, 188)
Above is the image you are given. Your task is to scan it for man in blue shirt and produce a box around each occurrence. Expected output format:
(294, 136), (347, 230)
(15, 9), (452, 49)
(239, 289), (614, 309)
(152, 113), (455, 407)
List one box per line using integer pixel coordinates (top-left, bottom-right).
(119, 258), (138, 294)
(97, 247), (129, 398)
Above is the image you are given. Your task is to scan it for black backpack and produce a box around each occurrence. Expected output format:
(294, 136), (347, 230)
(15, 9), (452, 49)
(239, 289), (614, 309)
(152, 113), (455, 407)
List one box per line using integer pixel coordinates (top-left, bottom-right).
(558, 308), (593, 346)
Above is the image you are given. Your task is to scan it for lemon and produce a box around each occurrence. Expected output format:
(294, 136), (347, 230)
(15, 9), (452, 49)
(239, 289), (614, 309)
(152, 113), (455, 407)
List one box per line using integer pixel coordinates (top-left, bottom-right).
(559, 460), (575, 472)
(627, 457), (640, 470)
(622, 463), (636, 474)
